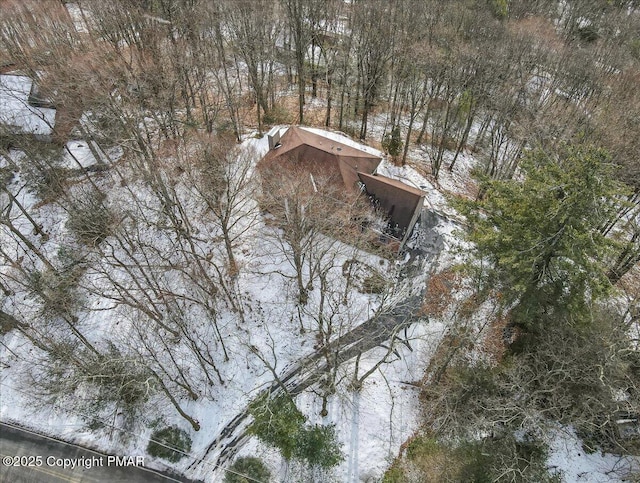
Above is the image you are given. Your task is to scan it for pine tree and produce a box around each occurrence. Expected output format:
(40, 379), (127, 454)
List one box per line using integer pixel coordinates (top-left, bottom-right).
(458, 145), (626, 329)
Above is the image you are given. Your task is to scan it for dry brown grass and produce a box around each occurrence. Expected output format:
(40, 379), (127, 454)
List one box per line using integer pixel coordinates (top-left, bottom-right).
(421, 269), (463, 318)
(480, 313), (520, 364)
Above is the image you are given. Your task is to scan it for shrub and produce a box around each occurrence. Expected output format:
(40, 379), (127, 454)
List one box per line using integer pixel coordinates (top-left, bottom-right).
(361, 270), (387, 294)
(89, 345), (154, 408)
(224, 457), (271, 483)
(27, 267), (81, 319)
(382, 463), (406, 483)
(385, 432), (558, 483)
(147, 426), (192, 462)
(630, 39), (640, 60)
(577, 25), (599, 43)
(0, 159), (13, 186)
(421, 269), (462, 317)
(490, 0), (508, 19)
(406, 435), (440, 461)
(400, 434), (458, 481)
(249, 394), (306, 460)
(293, 424), (343, 469)
(66, 188), (114, 246)
(457, 436), (559, 483)
(19, 145), (68, 201)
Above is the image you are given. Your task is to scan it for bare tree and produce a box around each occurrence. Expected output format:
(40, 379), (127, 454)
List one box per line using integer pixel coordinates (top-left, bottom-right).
(222, 0), (282, 134)
(259, 163), (377, 306)
(281, 0), (328, 124)
(351, 1), (396, 140)
(184, 135), (260, 276)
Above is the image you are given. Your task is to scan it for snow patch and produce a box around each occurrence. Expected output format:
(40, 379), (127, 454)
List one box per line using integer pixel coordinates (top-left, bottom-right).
(546, 427), (640, 482)
(0, 75), (56, 137)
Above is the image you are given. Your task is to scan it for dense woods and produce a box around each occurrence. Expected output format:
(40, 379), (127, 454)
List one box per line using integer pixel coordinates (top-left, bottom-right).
(3, 0), (637, 266)
(1, 0), (639, 481)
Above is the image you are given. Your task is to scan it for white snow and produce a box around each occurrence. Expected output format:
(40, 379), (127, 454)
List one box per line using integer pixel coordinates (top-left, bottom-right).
(546, 426), (640, 482)
(1, 127), (444, 483)
(0, 75), (56, 137)
(2, 121), (634, 483)
(65, 3), (91, 33)
(61, 140), (121, 169)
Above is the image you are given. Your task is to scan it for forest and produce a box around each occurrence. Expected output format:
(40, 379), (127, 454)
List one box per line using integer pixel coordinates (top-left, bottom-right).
(1, 0), (639, 482)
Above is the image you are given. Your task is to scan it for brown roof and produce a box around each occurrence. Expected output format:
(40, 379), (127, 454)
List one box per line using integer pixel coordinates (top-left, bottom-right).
(260, 126), (382, 191)
(357, 172), (425, 237)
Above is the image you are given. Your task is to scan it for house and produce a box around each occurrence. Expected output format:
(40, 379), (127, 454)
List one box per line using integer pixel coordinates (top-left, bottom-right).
(260, 126), (426, 250)
(261, 125), (382, 192)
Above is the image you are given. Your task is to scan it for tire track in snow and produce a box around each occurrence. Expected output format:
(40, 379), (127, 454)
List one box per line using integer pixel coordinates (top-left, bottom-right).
(189, 212), (451, 479)
(188, 298), (424, 476)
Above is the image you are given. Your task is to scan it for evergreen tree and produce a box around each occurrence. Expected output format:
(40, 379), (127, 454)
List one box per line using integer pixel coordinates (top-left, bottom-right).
(293, 424), (343, 469)
(458, 145), (626, 329)
(248, 393), (343, 469)
(225, 457), (271, 483)
(248, 393), (306, 460)
(382, 125), (403, 158)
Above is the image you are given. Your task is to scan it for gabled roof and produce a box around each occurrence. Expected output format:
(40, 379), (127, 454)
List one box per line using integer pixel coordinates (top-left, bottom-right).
(261, 126), (382, 191)
(259, 126), (426, 248)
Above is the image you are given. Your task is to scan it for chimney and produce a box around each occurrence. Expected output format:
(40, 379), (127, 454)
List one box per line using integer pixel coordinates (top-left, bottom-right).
(267, 126), (281, 150)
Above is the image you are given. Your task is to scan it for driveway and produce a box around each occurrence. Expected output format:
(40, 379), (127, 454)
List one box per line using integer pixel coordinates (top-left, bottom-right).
(189, 211), (451, 477)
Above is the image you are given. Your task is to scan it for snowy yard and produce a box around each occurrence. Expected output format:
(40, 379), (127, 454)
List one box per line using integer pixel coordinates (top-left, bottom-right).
(0, 75), (56, 138)
(0, 127), (456, 482)
(1, 123), (638, 482)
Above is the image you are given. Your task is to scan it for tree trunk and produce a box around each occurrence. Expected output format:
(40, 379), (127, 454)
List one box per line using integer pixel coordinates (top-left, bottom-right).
(401, 112), (415, 166)
(449, 106), (476, 172)
(325, 71), (332, 127)
(154, 372), (201, 431)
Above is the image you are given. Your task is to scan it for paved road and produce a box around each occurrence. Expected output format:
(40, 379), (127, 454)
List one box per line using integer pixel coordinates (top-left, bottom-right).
(0, 422), (196, 483)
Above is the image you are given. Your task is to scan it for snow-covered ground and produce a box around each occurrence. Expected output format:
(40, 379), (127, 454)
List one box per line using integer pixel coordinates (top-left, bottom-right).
(547, 427), (640, 482)
(61, 140), (122, 169)
(0, 127), (454, 482)
(1, 123), (637, 483)
(0, 74), (56, 137)
(65, 3), (92, 33)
